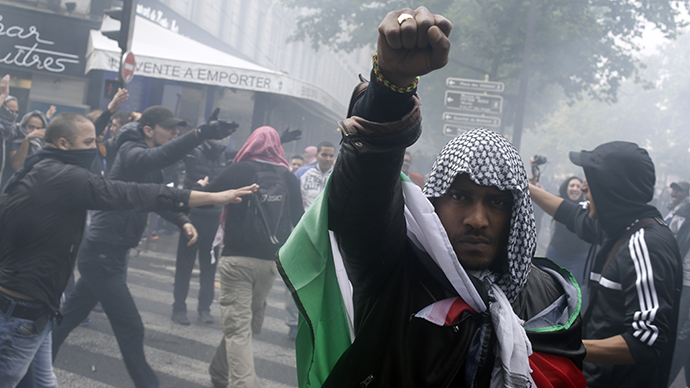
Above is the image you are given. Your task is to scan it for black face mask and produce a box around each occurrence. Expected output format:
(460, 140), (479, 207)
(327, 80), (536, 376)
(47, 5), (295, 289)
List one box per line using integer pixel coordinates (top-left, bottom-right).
(1, 104), (18, 123)
(58, 148), (98, 170)
(3, 148), (98, 193)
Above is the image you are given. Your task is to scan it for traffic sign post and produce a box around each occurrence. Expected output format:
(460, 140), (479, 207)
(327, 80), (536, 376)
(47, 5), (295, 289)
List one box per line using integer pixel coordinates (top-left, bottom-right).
(121, 51), (135, 83)
(444, 90), (503, 115)
(442, 112), (501, 128)
(446, 77), (505, 92)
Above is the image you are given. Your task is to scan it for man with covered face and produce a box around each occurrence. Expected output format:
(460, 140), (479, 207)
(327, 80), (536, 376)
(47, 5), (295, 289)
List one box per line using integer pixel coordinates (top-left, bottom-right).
(0, 112), (256, 388)
(530, 142), (681, 388)
(278, 7), (585, 388)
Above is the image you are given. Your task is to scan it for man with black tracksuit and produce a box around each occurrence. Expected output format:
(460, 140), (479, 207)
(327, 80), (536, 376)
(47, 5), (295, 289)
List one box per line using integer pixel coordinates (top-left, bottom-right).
(51, 106), (238, 388)
(171, 140), (229, 325)
(0, 112), (255, 388)
(530, 142), (682, 388)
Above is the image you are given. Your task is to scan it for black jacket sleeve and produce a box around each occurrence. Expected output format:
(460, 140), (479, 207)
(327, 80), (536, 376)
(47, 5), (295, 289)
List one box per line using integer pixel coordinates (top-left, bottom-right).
(120, 130), (203, 175)
(66, 166), (191, 213)
(617, 225), (681, 365)
(156, 210), (191, 228)
(93, 109), (114, 138)
(554, 199), (603, 245)
(351, 70), (417, 123)
(328, 80), (421, 313)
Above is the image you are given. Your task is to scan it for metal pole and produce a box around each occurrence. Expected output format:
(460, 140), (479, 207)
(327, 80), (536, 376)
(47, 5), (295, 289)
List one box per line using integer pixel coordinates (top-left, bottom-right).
(512, 0), (537, 151)
(117, 0), (137, 85)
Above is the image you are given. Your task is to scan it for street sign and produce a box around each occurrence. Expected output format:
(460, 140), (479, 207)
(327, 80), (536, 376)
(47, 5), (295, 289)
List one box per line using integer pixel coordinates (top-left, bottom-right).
(443, 124), (472, 137)
(443, 112), (501, 128)
(444, 90), (503, 114)
(121, 51), (136, 83)
(446, 77), (505, 92)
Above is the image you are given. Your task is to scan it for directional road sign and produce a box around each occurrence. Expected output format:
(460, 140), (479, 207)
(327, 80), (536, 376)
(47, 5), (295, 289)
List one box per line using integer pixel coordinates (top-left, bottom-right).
(444, 90), (503, 114)
(443, 124), (472, 137)
(443, 112), (501, 128)
(446, 77), (505, 92)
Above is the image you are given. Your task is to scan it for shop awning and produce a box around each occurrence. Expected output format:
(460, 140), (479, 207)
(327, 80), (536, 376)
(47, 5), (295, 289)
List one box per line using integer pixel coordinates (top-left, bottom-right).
(85, 16), (345, 119)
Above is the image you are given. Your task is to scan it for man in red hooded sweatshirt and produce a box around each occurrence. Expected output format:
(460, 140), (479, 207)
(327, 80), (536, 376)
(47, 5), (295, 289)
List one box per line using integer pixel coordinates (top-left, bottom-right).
(205, 126), (304, 388)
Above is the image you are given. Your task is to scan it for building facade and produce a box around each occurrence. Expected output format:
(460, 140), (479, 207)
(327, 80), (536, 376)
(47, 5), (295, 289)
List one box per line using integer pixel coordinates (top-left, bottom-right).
(0, 0), (370, 153)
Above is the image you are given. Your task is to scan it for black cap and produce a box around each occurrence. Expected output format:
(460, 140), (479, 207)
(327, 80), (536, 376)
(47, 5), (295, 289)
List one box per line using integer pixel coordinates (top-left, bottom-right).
(568, 150), (587, 167)
(139, 106), (187, 129)
(671, 181), (690, 195)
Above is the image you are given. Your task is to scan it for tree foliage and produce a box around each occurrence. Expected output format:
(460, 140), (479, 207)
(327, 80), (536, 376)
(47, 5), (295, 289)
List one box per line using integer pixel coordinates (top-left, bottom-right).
(523, 32), (690, 186)
(284, 0), (688, 103)
(283, 0), (689, 159)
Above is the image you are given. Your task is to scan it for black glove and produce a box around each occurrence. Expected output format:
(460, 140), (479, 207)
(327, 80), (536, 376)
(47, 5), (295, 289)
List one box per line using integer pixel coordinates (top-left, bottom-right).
(280, 127), (302, 144)
(196, 108), (238, 140)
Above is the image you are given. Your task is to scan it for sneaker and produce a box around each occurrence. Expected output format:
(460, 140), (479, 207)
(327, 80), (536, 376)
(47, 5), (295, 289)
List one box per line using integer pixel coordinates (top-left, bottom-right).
(198, 311), (214, 324)
(171, 311), (190, 325)
(288, 325), (298, 340)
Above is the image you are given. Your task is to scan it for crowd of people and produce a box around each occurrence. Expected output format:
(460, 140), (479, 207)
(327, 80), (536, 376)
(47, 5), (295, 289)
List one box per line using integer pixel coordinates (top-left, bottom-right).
(1, 6), (689, 388)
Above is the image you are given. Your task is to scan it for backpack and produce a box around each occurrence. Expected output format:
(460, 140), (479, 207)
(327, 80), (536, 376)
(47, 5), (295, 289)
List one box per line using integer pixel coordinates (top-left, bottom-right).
(243, 162), (292, 247)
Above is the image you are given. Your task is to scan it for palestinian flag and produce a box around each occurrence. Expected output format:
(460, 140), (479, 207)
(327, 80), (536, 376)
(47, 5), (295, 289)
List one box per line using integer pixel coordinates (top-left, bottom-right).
(276, 176), (351, 388)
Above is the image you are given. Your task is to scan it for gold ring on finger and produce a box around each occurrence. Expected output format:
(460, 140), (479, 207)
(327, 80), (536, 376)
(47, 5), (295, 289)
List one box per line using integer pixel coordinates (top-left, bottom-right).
(397, 13), (414, 25)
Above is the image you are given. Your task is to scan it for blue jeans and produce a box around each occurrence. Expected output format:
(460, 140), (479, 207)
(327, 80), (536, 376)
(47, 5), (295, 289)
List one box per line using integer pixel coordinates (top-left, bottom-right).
(0, 315), (56, 388)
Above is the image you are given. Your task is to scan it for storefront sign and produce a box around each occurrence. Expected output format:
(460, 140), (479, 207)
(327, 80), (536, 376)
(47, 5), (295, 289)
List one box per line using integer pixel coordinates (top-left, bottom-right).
(136, 4), (179, 33)
(87, 15), (346, 117)
(93, 50), (345, 116)
(0, 5), (96, 76)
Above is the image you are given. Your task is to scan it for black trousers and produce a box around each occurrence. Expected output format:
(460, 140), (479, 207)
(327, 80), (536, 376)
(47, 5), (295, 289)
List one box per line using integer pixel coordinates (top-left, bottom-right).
(173, 206), (222, 314)
(52, 239), (159, 388)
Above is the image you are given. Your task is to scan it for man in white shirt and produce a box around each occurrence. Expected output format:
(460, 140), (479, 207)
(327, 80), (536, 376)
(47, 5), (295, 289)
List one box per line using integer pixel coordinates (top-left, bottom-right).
(300, 141), (335, 210)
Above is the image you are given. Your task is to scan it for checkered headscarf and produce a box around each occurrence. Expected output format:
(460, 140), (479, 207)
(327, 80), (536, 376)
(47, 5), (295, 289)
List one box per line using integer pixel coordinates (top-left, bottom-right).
(423, 128), (535, 302)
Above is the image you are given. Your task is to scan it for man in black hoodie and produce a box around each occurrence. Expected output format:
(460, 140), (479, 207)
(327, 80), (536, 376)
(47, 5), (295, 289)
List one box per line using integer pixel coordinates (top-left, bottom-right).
(51, 106), (238, 388)
(530, 141), (681, 388)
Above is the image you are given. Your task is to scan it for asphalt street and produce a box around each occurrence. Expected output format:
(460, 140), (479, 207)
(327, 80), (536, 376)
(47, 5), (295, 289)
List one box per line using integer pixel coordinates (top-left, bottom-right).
(52, 234), (298, 388)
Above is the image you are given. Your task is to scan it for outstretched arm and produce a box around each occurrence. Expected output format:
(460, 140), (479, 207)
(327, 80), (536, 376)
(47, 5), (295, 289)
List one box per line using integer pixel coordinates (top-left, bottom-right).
(188, 184), (258, 207)
(529, 183), (563, 218)
(329, 7), (452, 320)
